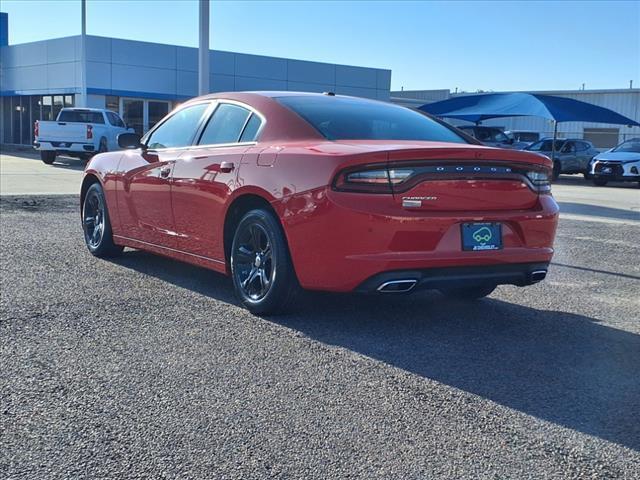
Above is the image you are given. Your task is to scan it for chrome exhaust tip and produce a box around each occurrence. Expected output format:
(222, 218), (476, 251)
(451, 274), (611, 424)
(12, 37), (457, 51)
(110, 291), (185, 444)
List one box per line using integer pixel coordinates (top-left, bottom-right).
(377, 279), (418, 293)
(530, 270), (547, 283)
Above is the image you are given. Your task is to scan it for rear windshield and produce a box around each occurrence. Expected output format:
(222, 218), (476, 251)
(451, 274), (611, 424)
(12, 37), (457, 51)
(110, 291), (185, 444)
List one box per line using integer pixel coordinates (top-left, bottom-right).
(57, 110), (105, 124)
(276, 95), (467, 143)
(612, 139), (640, 153)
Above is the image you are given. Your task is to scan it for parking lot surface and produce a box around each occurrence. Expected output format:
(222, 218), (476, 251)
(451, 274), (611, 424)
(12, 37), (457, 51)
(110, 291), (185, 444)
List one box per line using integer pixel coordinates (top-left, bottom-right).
(1, 156), (640, 478)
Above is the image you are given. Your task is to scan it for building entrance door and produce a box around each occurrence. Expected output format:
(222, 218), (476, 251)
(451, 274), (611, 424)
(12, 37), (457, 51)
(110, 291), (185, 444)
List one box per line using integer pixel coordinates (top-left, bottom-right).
(120, 98), (171, 136)
(122, 99), (144, 136)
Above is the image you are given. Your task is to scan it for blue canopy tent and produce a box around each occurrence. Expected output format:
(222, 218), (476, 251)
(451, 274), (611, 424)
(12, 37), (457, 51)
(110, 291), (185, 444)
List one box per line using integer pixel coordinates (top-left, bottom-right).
(419, 92), (640, 159)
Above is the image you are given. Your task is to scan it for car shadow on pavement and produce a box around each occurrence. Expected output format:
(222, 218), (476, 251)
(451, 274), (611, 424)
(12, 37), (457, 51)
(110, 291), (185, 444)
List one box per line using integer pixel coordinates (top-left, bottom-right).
(110, 250), (640, 452)
(50, 158), (87, 171)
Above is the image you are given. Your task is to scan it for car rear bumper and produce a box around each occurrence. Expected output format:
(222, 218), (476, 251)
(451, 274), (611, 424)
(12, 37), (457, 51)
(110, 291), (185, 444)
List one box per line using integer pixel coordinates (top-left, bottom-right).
(277, 188), (559, 292)
(355, 262), (549, 293)
(34, 141), (95, 153)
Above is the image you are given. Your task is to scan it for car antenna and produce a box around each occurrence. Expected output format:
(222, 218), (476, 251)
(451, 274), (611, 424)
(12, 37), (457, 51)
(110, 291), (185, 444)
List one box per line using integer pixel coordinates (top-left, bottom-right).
(322, 91), (336, 96)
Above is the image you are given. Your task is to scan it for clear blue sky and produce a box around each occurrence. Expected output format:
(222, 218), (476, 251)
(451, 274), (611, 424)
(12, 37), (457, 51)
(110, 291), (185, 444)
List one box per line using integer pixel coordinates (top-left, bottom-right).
(2, 0), (639, 92)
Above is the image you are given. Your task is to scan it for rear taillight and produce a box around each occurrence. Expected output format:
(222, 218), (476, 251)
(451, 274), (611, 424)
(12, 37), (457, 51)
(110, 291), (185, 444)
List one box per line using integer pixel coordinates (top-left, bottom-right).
(334, 167), (414, 193)
(34, 120), (39, 138)
(86, 125), (93, 139)
(525, 170), (551, 194)
(334, 163), (553, 194)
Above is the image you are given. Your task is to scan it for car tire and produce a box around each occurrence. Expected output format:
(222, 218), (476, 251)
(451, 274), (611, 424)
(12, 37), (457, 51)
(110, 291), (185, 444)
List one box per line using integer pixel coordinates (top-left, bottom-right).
(439, 284), (496, 300)
(82, 182), (124, 257)
(98, 137), (108, 154)
(593, 178), (608, 187)
(230, 209), (299, 315)
(41, 151), (56, 165)
(551, 161), (561, 181)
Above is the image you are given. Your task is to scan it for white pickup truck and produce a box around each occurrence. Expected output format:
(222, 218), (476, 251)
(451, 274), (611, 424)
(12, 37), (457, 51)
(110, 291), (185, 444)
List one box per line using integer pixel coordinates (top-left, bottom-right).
(34, 108), (132, 164)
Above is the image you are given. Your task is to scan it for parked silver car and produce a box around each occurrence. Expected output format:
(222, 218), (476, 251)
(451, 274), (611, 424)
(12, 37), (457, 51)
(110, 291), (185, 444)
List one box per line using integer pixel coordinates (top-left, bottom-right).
(524, 138), (599, 180)
(589, 138), (640, 186)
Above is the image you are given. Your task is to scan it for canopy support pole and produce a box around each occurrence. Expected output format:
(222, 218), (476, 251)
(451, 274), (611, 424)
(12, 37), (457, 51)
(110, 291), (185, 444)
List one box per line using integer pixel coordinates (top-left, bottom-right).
(551, 120), (558, 163)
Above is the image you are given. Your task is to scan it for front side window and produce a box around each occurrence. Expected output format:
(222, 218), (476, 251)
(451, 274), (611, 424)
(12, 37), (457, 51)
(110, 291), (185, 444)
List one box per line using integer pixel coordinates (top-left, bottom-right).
(146, 103), (209, 149)
(526, 139), (564, 152)
(276, 95), (467, 143)
(199, 103), (252, 145)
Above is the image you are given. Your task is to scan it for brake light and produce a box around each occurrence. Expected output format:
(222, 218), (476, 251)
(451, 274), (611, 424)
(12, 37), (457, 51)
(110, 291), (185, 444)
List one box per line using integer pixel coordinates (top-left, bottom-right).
(525, 170), (551, 194)
(334, 163), (553, 194)
(334, 167), (415, 193)
(34, 120), (39, 138)
(86, 124), (93, 139)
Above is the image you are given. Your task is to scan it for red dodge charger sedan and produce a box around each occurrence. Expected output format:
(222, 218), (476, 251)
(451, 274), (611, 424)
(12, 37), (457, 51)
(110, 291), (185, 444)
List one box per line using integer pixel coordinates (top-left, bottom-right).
(81, 92), (559, 313)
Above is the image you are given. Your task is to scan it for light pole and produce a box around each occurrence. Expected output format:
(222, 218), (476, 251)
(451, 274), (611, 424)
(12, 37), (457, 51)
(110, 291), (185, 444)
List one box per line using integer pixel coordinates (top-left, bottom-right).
(77, 0), (87, 107)
(198, 0), (210, 96)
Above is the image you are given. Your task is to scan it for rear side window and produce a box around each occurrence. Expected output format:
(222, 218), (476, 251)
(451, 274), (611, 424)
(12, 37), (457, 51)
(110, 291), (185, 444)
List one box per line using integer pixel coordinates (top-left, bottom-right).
(276, 95), (467, 143)
(199, 103), (251, 145)
(146, 103), (209, 149)
(106, 111), (125, 128)
(239, 114), (262, 142)
(58, 110), (105, 124)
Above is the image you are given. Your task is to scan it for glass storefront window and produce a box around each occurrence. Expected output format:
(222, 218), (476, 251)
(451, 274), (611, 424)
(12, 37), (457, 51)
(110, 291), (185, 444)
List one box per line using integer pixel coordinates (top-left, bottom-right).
(53, 95), (64, 120)
(42, 96), (53, 121)
(106, 95), (119, 113)
(148, 101), (170, 130)
(64, 95), (74, 107)
(122, 99), (144, 135)
(1, 97), (11, 144)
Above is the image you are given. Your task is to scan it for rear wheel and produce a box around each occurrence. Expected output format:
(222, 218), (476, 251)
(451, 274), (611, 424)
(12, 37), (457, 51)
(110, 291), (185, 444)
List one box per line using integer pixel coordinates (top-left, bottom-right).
(98, 137), (108, 153)
(439, 284), (496, 300)
(40, 151), (56, 165)
(593, 178), (608, 186)
(82, 182), (123, 257)
(230, 209), (298, 315)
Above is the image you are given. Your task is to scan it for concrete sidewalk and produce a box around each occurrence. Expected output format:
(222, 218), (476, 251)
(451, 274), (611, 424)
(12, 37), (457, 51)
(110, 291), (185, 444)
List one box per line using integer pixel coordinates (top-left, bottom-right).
(0, 147), (84, 195)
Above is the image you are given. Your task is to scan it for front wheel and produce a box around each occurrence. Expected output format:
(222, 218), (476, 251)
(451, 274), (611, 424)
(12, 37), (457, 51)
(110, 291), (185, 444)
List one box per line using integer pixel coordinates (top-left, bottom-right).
(82, 183), (123, 257)
(40, 151), (56, 165)
(593, 178), (608, 187)
(439, 284), (496, 300)
(230, 209), (299, 314)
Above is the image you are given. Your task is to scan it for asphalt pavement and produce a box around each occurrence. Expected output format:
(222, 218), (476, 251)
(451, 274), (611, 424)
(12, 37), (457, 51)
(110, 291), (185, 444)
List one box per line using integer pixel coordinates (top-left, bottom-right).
(1, 155), (640, 478)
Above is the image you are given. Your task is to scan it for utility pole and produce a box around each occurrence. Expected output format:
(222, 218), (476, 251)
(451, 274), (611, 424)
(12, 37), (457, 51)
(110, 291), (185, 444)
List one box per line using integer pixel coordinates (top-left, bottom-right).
(78, 0), (87, 107)
(198, 0), (210, 96)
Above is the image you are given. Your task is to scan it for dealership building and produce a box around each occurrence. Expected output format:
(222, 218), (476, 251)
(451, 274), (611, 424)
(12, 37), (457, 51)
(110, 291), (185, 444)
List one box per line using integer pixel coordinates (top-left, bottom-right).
(0, 12), (391, 146)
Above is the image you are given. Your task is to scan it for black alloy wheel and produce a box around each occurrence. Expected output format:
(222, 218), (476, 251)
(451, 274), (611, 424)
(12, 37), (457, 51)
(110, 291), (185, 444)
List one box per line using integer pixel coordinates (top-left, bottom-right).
(231, 209), (298, 314)
(82, 183), (123, 257)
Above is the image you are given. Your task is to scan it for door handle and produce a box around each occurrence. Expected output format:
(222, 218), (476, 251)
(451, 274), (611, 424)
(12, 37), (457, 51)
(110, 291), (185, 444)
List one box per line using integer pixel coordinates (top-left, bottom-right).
(220, 161), (235, 173)
(159, 165), (172, 178)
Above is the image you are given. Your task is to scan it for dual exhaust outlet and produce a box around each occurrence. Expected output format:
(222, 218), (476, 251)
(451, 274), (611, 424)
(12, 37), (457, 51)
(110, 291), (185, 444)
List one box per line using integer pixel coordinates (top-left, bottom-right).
(375, 269), (547, 293)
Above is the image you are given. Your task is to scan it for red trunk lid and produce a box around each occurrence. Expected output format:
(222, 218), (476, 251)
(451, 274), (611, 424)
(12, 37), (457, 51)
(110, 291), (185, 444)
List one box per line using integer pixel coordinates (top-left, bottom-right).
(385, 145), (549, 213)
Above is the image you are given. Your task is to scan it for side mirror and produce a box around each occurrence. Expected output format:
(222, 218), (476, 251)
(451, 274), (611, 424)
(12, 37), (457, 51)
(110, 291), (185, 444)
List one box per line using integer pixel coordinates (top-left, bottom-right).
(118, 132), (143, 149)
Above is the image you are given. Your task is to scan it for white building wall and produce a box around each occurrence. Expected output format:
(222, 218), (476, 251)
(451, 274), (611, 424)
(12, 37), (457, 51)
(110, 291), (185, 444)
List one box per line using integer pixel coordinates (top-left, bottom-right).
(1, 35), (392, 101)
